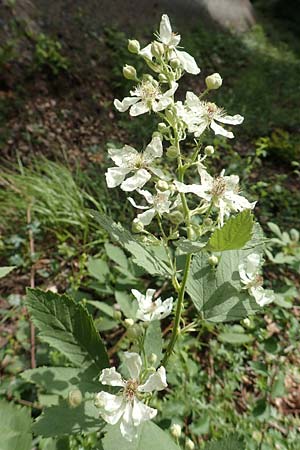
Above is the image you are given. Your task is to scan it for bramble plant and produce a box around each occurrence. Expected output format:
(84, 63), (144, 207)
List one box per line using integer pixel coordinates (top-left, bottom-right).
(21, 14), (277, 449)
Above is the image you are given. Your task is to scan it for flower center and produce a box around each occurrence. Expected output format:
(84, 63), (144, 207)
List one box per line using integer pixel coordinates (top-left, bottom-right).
(124, 379), (139, 400)
(247, 274), (264, 289)
(204, 102), (218, 119)
(139, 81), (161, 103)
(211, 177), (227, 197)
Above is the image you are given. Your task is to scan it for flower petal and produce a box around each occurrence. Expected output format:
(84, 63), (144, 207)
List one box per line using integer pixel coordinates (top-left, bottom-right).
(139, 43), (153, 60)
(143, 136), (163, 163)
(105, 167), (130, 188)
(174, 180), (207, 198)
(176, 50), (200, 74)
(137, 189), (154, 204)
(137, 208), (156, 226)
(99, 367), (125, 387)
(159, 14), (181, 46)
(123, 352), (142, 379)
(216, 114), (244, 125)
(114, 97), (139, 113)
(132, 398), (157, 427)
(128, 197), (149, 210)
(250, 286), (274, 307)
(121, 169), (151, 192)
(139, 366), (168, 393)
(120, 402), (137, 441)
(210, 120), (234, 139)
(130, 101), (150, 116)
(95, 391), (126, 425)
(108, 145), (138, 167)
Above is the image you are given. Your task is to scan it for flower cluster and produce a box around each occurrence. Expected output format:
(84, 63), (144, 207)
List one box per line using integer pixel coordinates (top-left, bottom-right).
(239, 253), (274, 306)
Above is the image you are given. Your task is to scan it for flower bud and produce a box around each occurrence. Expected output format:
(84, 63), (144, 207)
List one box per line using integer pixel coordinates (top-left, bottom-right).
(204, 145), (215, 156)
(208, 255), (219, 266)
(132, 220), (144, 233)
(113, 310), (122, 321)
(170, 58), (181, 69)
(156, 180), (169, 192)
(128, 39), (140, 54)
(170, 423), (181, 439)
(123, 64), (137, 80)
(243, 318), (251, 328)
(185, 438), (195, 450)
(143, 74), (154, 82)
(159, 73), (168, 83)
(152, 131), (162, 139)
(203, 217), (213, 227)
(290, 228), (299, 242)
(148, 353), (157, 365)
(127, 324), (142, 340)
(205, 73), (223, 90)
(167, 210), (184, 225)
(68, 389), (83, 408)
(158, 122), (168, 133)
(166, 145), (179, 159)
(124, 318), (135, 328)
(151, 41), (164, 58)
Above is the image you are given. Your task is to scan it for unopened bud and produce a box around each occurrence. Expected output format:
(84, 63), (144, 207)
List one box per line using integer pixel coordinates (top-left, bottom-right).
(185, 438), (195, 450)
(132, 220), (144, 233)
(124, 318), (134, 328)
(128, 39), (140, 54)
(159, 73), (168, 83)
(148, 353), (157, 365)
(208, 255), (219, 266)
(170, 423), (181, 439)
(127, 324), (142, 339)
(143, 74), (154, 82)
(243, 318), (251, 328)
(113, 310), (122, 321)
(68, 389), (83, 408)
(156, 180), (169, 192)
(204, 145), (214, 156)
(205, 73), (223, 90)
(123, 64), (137, 80)
(167, 210), (184, 225)
(152, 131), (162, 139)
(158, 122), (168, 133)
(166, 145), (179, 159)
(151, 41), (165, 58)
(170, 58), (180, 69)
(203, 217), (213, 227)
(290, 229), (299, 242)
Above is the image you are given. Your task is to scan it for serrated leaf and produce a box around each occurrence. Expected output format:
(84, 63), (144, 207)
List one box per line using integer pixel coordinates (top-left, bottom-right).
(25, 289), (109, 371)
(0, 400), (32, 450)
(0, 266), (15, 278)
(187, 227), (264, 322)
(115, 290), (137, 319)
(21, 366), (99, 397)
(175, 239), (206, 254)
(102, 421), (180, 450)
(90, 211), (171, 277)
(104, 243), (128, 269)
(144, 320), (163, 366)
(33, 399), (103, 437)
(87, 258), (109, 283)
(207, 210), (254, 252)
(218, 332), (253, 344)
(203, 434), (245, 450)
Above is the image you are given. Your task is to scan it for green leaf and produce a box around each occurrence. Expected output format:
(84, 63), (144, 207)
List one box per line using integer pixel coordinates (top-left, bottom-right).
(104, 243), (128, 269)
(144, 320), (163, 366)
(87, 258), (109, 283)
(90, 211), (171, 277)
(218, 332), (253, 345)
(203, 435), (245, 450)
(33, 399), (103, 437)
(102, 421), (180, 450)
(0, 400), (32, 450)
(175, 239), (206, 254)
(271, 372), (286, 398)
(25, 289), (109, 371)
(207, 210), (254, 252)
(21, 366), (99, 397)
(0, 266), (15, 278)
(186, 226), (264, 322)
(115, 290), (137, 319)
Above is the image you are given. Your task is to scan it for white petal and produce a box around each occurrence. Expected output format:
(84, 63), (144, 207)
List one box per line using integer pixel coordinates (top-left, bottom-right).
(250, 286), (274, 307)
(100, 367), (125, 387)
(108, 145), (138, 167)
(105, 167), (130, 188)
(152, 296), (173, 320)
(144, 288), (156, 306)
(163, 82), (179, 98)
(150, 167), (167, 179)
(132, 398), (157, 427)
(153, 97), (172, 112)
(210, 120), (234, 139)
(216, 114), (244, 125)
(123, 352), (142, 379)
(143, 136), (163, 163)
(245, 253), (261, 277)
(159, 14), (180, 46)
(95, 392), (126, 425)
(137, 208), (156, 226)
(198, 167), (213, 188)
(174, 180), (207, 198)
(185, 91), (201, 108)
(192, 121), (208, 137)
(130, 101), (150, 116)
(139, 43), (153, 60)
(128, 197), (149, 210)
(139, 366), (167, 393)
(137, 188), (154, 204)
(226, 192), (256, 212)
(121, 169), (151, 192)
(176, 50), (200, 74)
(114, 97), (139, 113)
(120, 402), (137, 441)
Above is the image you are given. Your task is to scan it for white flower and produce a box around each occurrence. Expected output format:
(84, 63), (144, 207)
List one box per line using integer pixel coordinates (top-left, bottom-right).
(105, 136), (165, 192)
(183, 92), (244, 139)
(239, 253), (275, 307)
(95, 352), (167, 441)
(128, 188), (172, 226)
(114, 79), (178, 116)
(131, 288), (173, 321)
(174, 165), (255, 226)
